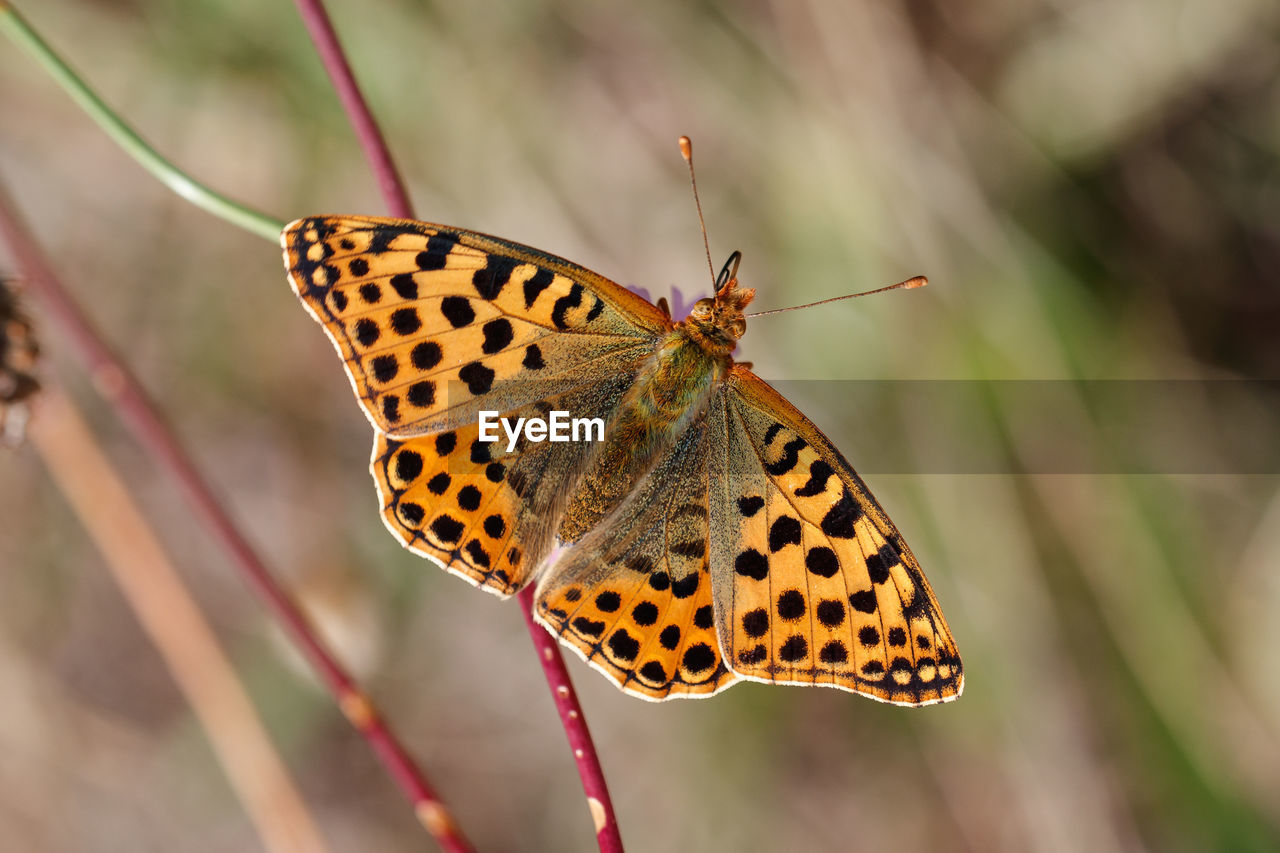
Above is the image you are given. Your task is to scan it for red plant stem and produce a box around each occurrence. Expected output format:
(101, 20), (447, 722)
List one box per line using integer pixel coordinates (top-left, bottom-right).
(289, 1), (626, 849)
(290, 0), (413, 219)
(0, 179), (473, 853)
(519, 587), (625, 851)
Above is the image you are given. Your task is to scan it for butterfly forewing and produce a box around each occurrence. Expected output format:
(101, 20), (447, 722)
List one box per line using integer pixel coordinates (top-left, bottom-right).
(709, 367), (963, 706)
(282, 216), (667, 436)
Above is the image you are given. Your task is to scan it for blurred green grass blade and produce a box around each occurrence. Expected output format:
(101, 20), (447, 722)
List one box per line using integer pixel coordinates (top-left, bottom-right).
(0, 2), (283, 241)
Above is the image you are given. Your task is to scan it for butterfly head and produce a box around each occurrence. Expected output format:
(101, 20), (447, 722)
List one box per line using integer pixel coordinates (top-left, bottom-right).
(682, 251), (755, 355)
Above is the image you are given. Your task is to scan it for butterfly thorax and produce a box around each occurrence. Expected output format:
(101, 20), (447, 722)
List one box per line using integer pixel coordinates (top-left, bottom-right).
(555, 291), (747, 545)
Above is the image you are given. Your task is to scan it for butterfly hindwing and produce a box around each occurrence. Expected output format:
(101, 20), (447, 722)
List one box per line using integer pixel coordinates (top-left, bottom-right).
(282, 216), (668, 437)
(709, 367), (963, 706)
(372, 374), (640, 597)
(535, 423), (737, 700)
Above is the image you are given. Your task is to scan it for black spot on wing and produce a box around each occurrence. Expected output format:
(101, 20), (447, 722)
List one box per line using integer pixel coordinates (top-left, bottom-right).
(849, 589), (877, 614)
(381, 394), (400, 424)
(741, 609), (769, 637)
(416, 233), (457, 271)
(765, 437), (806, 476)
(639, 661), (668, 684)
(430, 515), (464, 544)
(459, 362), (496, 394)
(389, 308), (421, 336)
(464, 539), (490, 568)
(768, 516), (802, 552)
(585, 296), (604, 322)
(481, 318), (514, 354)
(456, 485), (482, 511)
(472, 254), (518, 300)
(819, 640), (848, 664)
(866, 542), (900, 584)
(816, 599), (846, 628)
(523, 268), (554, 308)
(394, 449), (423, 482)
(735, 549), (768, 580)
(795, 460), (835, 497)
(901, 566), (931, 619)
(551, 282), (583, 330)
(573, 617), (605, 638)
(805, 546), (839, 578)
(671, 540), (707, 559)
(632, 601), (658, 626)
(407, 380), (435, 407)
(778, 635), (808, 662)
(440, 297), (475, 328)
(371, 354), (399, 383)
(776, 589), (806, 620)
(608, 629), (640, 661)
(682, 643), (716, 673)
(390, 273), (418, 300)
(367, 228), (396, 255)
(671, 573), (700, 599)
(820, 489), (862, 538)
(522, 344), (545, 370)
(411, 341), (443, 370)
(354, 318), (380, 348)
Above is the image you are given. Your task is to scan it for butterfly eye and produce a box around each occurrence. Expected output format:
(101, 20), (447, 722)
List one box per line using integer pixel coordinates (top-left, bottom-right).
(727, 317), (746, 339)
(690, 298), (714, 319)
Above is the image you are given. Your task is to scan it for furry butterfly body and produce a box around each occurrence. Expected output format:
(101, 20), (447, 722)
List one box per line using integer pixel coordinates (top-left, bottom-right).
(283, 215), (962, 705)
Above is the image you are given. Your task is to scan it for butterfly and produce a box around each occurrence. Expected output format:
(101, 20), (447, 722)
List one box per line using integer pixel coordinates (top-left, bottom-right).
(282, 215), (962, 705)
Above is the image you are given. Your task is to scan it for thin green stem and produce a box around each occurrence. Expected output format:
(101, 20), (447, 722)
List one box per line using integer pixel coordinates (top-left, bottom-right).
(0, 3), (283, 241)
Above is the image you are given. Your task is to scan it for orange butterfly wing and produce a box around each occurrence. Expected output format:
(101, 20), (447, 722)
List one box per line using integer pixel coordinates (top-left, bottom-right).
(708, 366), (963, 706)
(281, 216), (667, 437)
(284, 216), (669, 595)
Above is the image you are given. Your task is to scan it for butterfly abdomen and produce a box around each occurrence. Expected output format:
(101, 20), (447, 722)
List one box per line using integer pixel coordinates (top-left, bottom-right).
(557, 329), (728, 544)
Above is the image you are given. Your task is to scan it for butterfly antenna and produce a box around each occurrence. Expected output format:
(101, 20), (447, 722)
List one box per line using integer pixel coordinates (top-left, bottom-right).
(746, 275), (928, 318)
(679, 136), (717, 287)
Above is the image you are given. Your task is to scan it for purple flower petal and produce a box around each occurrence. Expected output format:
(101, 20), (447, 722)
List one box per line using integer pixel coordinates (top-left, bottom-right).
(626, 284), (695, 322)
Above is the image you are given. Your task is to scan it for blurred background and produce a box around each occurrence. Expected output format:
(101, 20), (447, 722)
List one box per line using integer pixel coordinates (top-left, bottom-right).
(2, 0), (1279, 850)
